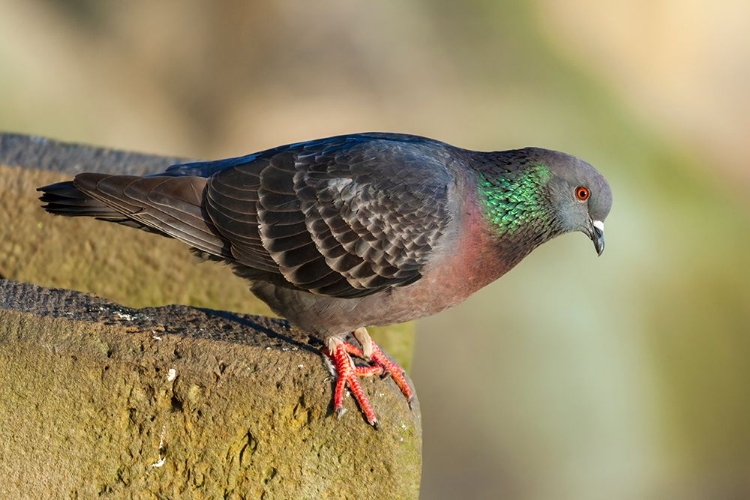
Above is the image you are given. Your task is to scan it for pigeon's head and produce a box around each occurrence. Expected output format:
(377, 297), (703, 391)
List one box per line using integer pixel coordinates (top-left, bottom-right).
(534, 149), (613, 255)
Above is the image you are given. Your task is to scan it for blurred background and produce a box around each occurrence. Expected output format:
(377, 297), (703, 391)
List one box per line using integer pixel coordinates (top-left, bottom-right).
(2, 1), (749, 498)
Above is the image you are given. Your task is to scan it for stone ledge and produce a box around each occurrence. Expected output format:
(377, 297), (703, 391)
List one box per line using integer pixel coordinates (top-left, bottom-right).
(0, 132), (188, 175)
(0, 280), (421, 499)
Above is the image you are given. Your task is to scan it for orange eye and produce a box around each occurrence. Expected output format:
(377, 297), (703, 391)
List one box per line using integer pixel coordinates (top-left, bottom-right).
(575, 186), (590, 201)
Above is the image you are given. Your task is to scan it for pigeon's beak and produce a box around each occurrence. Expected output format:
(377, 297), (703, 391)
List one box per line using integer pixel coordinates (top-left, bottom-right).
(589, 220), (605, 256)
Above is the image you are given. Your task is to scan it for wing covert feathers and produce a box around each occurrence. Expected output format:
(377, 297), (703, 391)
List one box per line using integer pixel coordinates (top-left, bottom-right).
(206, 138), (455, 297)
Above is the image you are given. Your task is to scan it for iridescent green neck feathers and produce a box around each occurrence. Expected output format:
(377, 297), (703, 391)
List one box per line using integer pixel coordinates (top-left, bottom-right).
(477, 164), (553, 236)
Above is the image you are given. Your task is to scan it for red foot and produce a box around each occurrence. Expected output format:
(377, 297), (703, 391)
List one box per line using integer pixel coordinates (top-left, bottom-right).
(323, 339), (413, 428)
(369, 343), (414, 407)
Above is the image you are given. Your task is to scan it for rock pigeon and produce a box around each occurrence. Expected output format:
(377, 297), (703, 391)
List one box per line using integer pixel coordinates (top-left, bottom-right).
(38, 132), (612, 427)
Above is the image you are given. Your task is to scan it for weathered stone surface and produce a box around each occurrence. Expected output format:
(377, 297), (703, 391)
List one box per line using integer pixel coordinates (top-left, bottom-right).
(0, 132), (415, 369)
(0, 280), (421, 499)
(0, 132), (188, 175)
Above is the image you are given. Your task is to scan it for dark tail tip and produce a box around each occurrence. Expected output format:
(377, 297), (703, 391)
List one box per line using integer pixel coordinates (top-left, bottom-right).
(37, 180), (110, 217)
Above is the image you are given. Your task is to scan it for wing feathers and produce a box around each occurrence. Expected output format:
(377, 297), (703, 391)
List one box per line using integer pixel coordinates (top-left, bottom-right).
(204, 137), (456, 297)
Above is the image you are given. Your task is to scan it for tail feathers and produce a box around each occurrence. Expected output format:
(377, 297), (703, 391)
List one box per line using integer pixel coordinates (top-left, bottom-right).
(39, 180), (127, 220)
(38, 174), (232, 260)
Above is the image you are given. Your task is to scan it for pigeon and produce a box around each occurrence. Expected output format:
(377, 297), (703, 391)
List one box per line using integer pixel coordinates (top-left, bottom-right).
(38, 132), (612, 428)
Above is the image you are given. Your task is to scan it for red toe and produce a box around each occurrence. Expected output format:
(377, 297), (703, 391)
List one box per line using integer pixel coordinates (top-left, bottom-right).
(369, 343), (414, 406)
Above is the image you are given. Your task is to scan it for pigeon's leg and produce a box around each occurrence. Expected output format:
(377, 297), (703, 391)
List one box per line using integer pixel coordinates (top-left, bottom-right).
(323, 329), (414, 428)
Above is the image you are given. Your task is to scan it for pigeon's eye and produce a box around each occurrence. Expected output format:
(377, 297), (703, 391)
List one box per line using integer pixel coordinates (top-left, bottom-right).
(575, 186), (590, 201)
